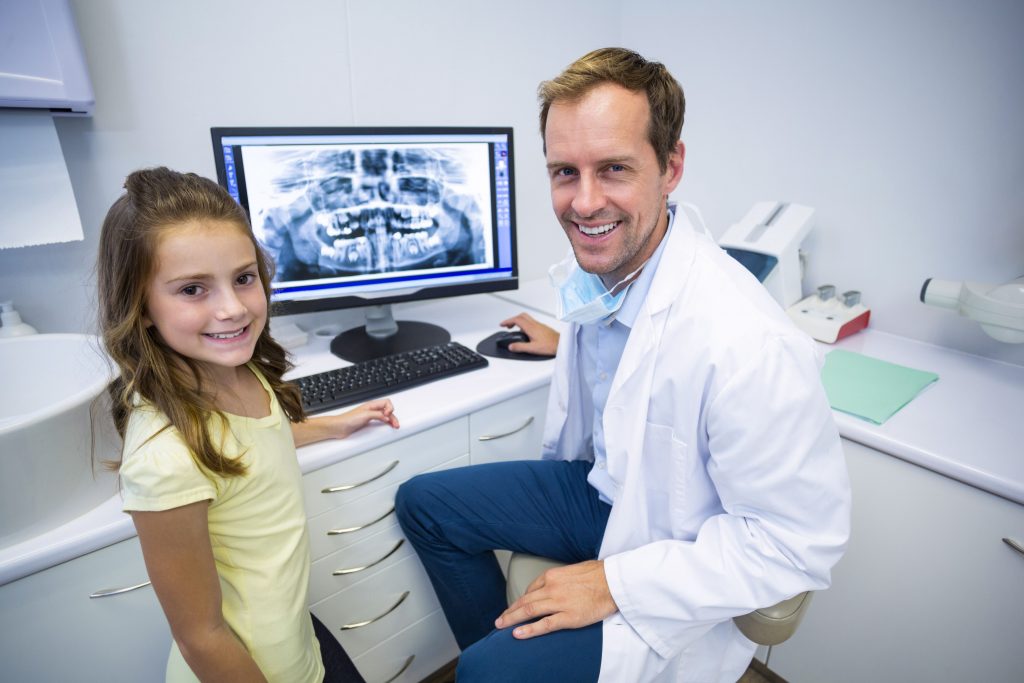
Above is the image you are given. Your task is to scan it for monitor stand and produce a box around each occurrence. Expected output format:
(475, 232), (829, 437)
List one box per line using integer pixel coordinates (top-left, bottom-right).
(329, 304), (450, 363)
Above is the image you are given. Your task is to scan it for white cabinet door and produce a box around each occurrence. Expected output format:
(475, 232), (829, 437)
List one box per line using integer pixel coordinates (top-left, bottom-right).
(769, 439), (1024, 683)
(469, 385), (549, 465)
(0, 537), (170, 682)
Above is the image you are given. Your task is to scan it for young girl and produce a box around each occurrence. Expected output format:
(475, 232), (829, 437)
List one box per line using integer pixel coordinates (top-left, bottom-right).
(97, 167), (397, 683)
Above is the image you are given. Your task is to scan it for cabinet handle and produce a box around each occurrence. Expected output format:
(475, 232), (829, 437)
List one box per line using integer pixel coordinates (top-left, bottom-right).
(89, 580), (152, 599)
(321, 460), (399, 493)
(381, 654), (415, 683)
(478, 416), (534, 442)
(339, 591), (410, 631)
(327, 506), (396, 535)
(332, 538), (405, 575)
(1004, 537), (1024, 557)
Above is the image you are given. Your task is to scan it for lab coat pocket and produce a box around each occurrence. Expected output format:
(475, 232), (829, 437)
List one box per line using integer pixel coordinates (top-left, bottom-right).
(638, 422), (685, 540)
(654, 424), (713, 540)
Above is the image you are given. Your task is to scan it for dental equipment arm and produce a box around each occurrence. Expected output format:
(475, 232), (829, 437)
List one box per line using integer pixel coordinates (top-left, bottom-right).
(920, 276), (1024, 343)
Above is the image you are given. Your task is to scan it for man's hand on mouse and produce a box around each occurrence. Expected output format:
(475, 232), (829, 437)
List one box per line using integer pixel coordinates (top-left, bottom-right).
(500, 312), (560, 356)
(494, 559), (618, 638)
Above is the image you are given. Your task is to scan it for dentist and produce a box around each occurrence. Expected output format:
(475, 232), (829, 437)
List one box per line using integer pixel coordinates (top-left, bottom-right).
(396, 47), (850, 682)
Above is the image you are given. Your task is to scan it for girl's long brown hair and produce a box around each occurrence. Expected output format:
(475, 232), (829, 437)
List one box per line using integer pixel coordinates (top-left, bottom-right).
(97, 167), (306, 477)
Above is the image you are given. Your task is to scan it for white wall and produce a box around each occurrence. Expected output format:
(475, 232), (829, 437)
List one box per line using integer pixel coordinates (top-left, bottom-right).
(0, 0), (617, 334)
(625, 0), (1024, 364)
(1, 0), (1022, 365)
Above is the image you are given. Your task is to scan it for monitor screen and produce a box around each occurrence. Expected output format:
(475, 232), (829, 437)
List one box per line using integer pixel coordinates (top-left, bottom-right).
(211, 126), (518, 361)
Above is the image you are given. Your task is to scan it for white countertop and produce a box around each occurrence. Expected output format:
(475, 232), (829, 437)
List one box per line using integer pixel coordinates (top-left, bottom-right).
(826, 330), (1023, 505)
(3, 285), (1021, 586)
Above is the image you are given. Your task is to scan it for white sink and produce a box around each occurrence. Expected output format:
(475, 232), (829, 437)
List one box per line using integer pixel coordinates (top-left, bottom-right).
(0, 334), (119, 546)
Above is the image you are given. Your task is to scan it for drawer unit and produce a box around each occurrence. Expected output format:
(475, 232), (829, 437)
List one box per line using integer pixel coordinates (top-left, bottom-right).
(469, 385), (549, 465)
(353, 609), (459, 683)
(306, 453), (470, 562)
(311, 554), (443, 660)
(303, 417), (468, 518)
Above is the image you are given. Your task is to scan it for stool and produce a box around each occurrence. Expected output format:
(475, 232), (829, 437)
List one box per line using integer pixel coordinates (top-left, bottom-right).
(505, 552), (812, 647)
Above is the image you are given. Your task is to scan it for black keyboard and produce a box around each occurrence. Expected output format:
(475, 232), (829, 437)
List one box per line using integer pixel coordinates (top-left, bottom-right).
(293, 341), (489, 414)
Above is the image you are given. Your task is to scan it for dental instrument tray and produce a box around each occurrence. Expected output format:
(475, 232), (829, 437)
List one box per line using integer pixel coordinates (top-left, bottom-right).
(292, 341), (488, 413)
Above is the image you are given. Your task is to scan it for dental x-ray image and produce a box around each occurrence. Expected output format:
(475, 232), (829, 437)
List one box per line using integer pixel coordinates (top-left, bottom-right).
(243, 143), (492, 283)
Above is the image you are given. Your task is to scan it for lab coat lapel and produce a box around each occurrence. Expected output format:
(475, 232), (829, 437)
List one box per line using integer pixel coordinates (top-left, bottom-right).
(601, 213), (699, 551)
(606, 212), (698, 406)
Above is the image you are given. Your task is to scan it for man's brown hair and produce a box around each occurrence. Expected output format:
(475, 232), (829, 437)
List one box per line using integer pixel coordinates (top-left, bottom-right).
(538, 47), (685, 172)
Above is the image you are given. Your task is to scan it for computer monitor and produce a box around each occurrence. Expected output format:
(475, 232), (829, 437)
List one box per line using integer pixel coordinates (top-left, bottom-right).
(211, 126), (518, 362)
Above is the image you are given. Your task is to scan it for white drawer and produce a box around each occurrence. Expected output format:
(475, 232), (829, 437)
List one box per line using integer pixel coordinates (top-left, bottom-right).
(306, 453), (470, 562)
(311, 555), (442, 660)
(469, 385), (548, 465)
(303, 417), (468, 518)
(354, 609), (458, 683)
(307, 485), (402, 563)
(309, 522), (413, 603)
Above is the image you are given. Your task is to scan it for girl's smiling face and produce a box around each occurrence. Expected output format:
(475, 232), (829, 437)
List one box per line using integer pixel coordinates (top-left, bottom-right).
(143, 219), (267, 382)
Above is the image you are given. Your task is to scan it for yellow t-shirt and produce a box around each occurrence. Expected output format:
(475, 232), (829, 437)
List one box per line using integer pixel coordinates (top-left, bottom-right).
(120, 367), (324, 683)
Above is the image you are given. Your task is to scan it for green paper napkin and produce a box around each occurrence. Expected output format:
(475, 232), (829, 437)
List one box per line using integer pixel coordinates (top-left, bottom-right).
(821, 349), (938, 424)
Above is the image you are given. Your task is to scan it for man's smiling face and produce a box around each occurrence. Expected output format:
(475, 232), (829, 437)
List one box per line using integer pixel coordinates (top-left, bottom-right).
(545, 82), (684, 288)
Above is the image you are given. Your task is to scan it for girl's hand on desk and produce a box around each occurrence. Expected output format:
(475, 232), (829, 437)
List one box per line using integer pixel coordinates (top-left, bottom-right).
(292, 399), (399, 447)
(334, 399), (400, 436)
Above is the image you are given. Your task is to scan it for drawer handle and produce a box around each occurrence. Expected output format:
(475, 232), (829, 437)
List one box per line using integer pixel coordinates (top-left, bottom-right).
(478, 416), (534, 442)
(89, 580), (151, 599)
(382, 654), (415, 683)
(333, 538), (405, 575)
(327, 505), (396, 535)
(1004, 537), (1024, 557)
(339, 590), (410, 631)
(321, 460), (399, 494)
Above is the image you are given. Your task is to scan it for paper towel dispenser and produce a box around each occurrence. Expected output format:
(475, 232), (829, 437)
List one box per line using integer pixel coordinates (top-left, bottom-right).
(0, 0), (93, 115)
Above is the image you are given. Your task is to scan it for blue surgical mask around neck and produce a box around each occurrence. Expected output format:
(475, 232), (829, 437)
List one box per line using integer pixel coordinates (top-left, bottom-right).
(548, 251), (647, 325)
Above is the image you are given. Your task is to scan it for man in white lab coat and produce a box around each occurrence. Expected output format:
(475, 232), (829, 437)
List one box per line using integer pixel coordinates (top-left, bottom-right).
(396, 47), (851, 682)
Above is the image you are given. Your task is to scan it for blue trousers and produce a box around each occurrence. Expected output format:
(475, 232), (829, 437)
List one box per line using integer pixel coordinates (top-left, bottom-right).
(395, 459), (611, 683)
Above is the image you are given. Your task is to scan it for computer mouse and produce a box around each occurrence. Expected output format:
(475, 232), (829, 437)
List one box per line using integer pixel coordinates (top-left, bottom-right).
(495, 330), (530, 350)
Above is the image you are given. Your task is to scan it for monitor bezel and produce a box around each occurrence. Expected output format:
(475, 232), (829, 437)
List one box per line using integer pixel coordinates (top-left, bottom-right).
(210, 125), (519, 317)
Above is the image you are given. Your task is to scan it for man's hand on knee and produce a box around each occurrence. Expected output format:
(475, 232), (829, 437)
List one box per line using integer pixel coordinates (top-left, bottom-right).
(494, 560), (618, 639)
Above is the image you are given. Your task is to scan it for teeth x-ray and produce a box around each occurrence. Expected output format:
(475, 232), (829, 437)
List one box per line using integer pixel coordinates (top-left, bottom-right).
(243, 144), (492, 283)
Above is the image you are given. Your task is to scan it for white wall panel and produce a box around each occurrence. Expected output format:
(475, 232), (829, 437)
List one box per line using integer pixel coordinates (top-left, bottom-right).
(622, 0), (1024, 364)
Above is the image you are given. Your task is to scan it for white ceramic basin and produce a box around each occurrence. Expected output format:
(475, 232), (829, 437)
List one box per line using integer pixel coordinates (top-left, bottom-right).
(0, 334), (119, 546)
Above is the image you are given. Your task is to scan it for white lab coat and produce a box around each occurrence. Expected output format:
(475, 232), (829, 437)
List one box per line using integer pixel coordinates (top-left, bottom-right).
(541, 210), (851, 682)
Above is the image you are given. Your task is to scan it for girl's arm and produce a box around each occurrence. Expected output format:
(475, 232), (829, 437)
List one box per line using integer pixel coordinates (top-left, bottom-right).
(132, 501), (268, 683)
(291, 398), (399, 447)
